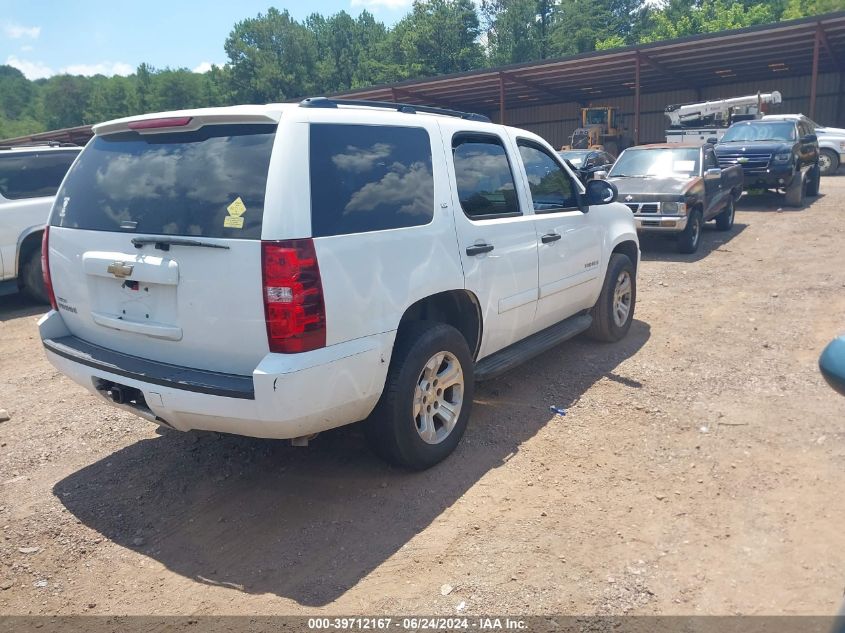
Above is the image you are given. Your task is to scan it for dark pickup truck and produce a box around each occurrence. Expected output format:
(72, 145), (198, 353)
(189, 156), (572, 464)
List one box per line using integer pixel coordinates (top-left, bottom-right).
(607, 143), (743, 254)
(713, 119), (820, 207)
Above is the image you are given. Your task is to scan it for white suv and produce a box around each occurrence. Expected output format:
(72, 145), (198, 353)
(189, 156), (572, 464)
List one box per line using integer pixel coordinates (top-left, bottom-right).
(0, 143), (80, 302)
(39, 98), (639, 469)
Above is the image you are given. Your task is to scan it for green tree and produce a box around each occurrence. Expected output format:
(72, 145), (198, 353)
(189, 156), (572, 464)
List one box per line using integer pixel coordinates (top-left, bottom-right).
(639, 0), (775, 43)
(782, 0), (845, 18)
(480, 0), (556, 64)
(388, 0), (484, 78)
(0, 65), (35, 120)
(549, 0), (644, 55)
(41, 75), (92, 129)
(224, 8), (319, 103)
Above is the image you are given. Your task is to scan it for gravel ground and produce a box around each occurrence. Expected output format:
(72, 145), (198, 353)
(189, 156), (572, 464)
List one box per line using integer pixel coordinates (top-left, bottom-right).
(1, 176), (844, 617)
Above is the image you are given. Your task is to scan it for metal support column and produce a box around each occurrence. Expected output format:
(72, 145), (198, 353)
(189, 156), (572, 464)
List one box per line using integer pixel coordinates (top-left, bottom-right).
(499, 73), (506, 125)
(634, 52), (641, 145)
(810, 24), (820, 119)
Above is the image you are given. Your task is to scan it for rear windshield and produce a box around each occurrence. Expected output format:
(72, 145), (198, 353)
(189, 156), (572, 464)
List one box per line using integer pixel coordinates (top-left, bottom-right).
(50, 124), (276, 239)
(0, 150), (79, 200)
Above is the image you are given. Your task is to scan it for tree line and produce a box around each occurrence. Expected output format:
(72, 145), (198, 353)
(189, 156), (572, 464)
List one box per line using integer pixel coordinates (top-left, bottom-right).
(0, 0), (841, 139)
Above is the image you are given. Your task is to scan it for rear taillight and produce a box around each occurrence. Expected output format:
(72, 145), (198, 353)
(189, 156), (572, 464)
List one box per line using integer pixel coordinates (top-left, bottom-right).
(41, 227), (57, 310)
(261, 239), (326, 353)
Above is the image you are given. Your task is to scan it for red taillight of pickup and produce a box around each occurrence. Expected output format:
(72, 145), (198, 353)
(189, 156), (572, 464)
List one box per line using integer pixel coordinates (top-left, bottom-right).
(41, 226), (57, 310)
(261, 239), (327, 354)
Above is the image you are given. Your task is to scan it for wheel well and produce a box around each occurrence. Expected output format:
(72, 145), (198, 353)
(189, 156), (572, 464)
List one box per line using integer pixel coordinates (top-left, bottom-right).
(612, 240), (639, 272)
(17, 230), (43, 281)
(399, 290), (482, 359)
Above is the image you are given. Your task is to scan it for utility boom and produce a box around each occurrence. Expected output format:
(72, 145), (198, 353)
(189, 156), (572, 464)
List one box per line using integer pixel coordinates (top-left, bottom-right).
(665, 91), (783, 144)
(665, 91), (782, 128)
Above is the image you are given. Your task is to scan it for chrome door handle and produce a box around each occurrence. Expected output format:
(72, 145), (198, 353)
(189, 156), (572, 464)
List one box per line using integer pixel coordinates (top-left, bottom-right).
(466, 243), (494, 256)
(541, 233), (562, 244)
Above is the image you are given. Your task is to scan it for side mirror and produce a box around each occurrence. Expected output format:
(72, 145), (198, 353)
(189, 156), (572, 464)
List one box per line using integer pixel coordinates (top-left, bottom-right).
(584, 179), (617, 207)
(820, 336), (845, 397)
(802, 134), (818, 143)
(705, 168), (721, 177)
(706, 137), (719, 145)
(592, 170), (608, 180)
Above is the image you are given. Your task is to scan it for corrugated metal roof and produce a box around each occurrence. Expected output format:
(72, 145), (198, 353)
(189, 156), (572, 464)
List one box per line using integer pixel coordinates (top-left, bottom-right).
(334, 11), (845, 114)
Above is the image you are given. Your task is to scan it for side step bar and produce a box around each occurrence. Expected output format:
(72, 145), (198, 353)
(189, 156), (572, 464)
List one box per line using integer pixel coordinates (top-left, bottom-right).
(474, 313), (592, 382)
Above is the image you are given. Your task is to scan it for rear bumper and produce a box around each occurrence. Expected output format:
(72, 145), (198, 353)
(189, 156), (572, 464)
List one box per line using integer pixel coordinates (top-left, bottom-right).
(39, 310), (393, 439)
(635, 215), (688, 234)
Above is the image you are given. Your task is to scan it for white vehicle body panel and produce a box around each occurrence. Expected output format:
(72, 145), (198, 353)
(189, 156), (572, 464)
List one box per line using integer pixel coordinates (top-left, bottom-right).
(40, 102), (639, 440)
(0, 195), (52, 280)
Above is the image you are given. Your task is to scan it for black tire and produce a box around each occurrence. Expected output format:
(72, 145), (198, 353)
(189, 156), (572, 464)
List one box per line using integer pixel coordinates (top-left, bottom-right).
(715, 196), (735, 231)
(364, 321), (474, 470)
(806, 163), (820, 197)
(819, 149), (840, 176)
(677, 208), (702, 254)
(784, 170), (805, 207)
(20, 247), (49, 304)
(586, 253), (636, 343)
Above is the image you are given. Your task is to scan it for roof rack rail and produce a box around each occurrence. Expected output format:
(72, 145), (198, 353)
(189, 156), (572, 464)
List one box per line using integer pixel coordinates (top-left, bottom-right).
(0, 140), (79, 150)
(299, 96), (491, 123)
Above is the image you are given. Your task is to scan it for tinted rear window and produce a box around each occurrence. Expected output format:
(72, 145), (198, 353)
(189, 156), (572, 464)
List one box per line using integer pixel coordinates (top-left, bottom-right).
(309, 124), (434, 237)
(0, 150), (79, 200)
(51, 124), (276, 239)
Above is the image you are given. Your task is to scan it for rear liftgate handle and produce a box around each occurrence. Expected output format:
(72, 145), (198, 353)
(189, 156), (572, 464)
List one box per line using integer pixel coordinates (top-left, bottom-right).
(466, 243), (495, 256)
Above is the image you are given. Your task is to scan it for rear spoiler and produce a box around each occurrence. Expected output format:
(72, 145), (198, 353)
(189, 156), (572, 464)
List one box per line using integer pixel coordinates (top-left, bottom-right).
(93, 111), (281, 137)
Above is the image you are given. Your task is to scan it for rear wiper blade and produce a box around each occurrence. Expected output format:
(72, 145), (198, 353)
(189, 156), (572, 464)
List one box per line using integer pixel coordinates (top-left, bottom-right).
(131, 237), (230, 251)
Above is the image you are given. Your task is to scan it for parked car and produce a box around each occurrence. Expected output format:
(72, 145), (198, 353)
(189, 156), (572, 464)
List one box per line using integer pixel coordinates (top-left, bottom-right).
(558, 149), (615, 182)
(820, 336), (845, 397)
(607, 143), (743, 254)
(0, 143), (81, 302)
(38, 98), (639, 469)
(762, 113), (845, 176)
(713, 118), (820, 207)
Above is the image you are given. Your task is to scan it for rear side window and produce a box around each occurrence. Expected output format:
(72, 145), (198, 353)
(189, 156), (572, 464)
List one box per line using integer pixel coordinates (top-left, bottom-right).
(309, 124), (434, 237)
(0, 150), (78, 200)
(452, 134), (520, 219)
(51, 124), (276, 239)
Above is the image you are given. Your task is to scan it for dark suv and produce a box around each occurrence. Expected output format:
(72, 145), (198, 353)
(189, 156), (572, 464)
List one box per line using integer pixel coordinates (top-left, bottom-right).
(713, 119), (820, 207)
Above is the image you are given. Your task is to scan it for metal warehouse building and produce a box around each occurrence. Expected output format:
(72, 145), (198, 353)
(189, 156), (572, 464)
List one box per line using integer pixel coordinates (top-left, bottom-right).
(2, 11), (844, 148)
(334, 11), (845, 148)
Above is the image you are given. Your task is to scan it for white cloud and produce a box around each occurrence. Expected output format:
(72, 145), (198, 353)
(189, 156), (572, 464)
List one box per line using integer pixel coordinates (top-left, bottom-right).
(61, 61), (134, 76)
(3, 22), (40, 39)
(192, 61), (216, 74)
(20, 44), (34, 52)
(5, 55), (133, 79)
(351, 0), (412, 9)
(5, 55), (52, 79)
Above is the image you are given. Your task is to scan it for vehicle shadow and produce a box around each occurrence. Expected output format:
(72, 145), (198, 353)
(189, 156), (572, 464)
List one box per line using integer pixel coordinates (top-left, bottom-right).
(736, 189), (827, 212)
(54, 319), (651, 607)
(639, 222), (747, 263)
(0, 293), (47, 322)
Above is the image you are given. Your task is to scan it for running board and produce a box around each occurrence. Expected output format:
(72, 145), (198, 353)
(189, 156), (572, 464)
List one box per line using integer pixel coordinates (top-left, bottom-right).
(474, 314), (592, 382)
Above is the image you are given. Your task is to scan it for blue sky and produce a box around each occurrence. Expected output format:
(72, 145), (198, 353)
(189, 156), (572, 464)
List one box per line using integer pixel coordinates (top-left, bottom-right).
(0, 0), (415, 79)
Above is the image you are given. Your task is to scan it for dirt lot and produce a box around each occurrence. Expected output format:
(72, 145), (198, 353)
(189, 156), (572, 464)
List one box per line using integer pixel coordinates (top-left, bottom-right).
(1, 176), (844, 617)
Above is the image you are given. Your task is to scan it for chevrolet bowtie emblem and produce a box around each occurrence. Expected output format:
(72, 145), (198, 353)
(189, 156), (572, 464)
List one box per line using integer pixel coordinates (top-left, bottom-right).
(624, 195), (634, 202)
(737, 157), (750, 164)
(107, 261), (134, 278)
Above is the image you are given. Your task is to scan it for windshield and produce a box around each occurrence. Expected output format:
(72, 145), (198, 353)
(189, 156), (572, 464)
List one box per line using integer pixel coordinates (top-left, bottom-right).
(558, 151), (589, 167)
(608, 148), (699, 178)
(721, 121), (796, 143)
(584, 109), (608, 126)
(50, 123), (276, 239)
